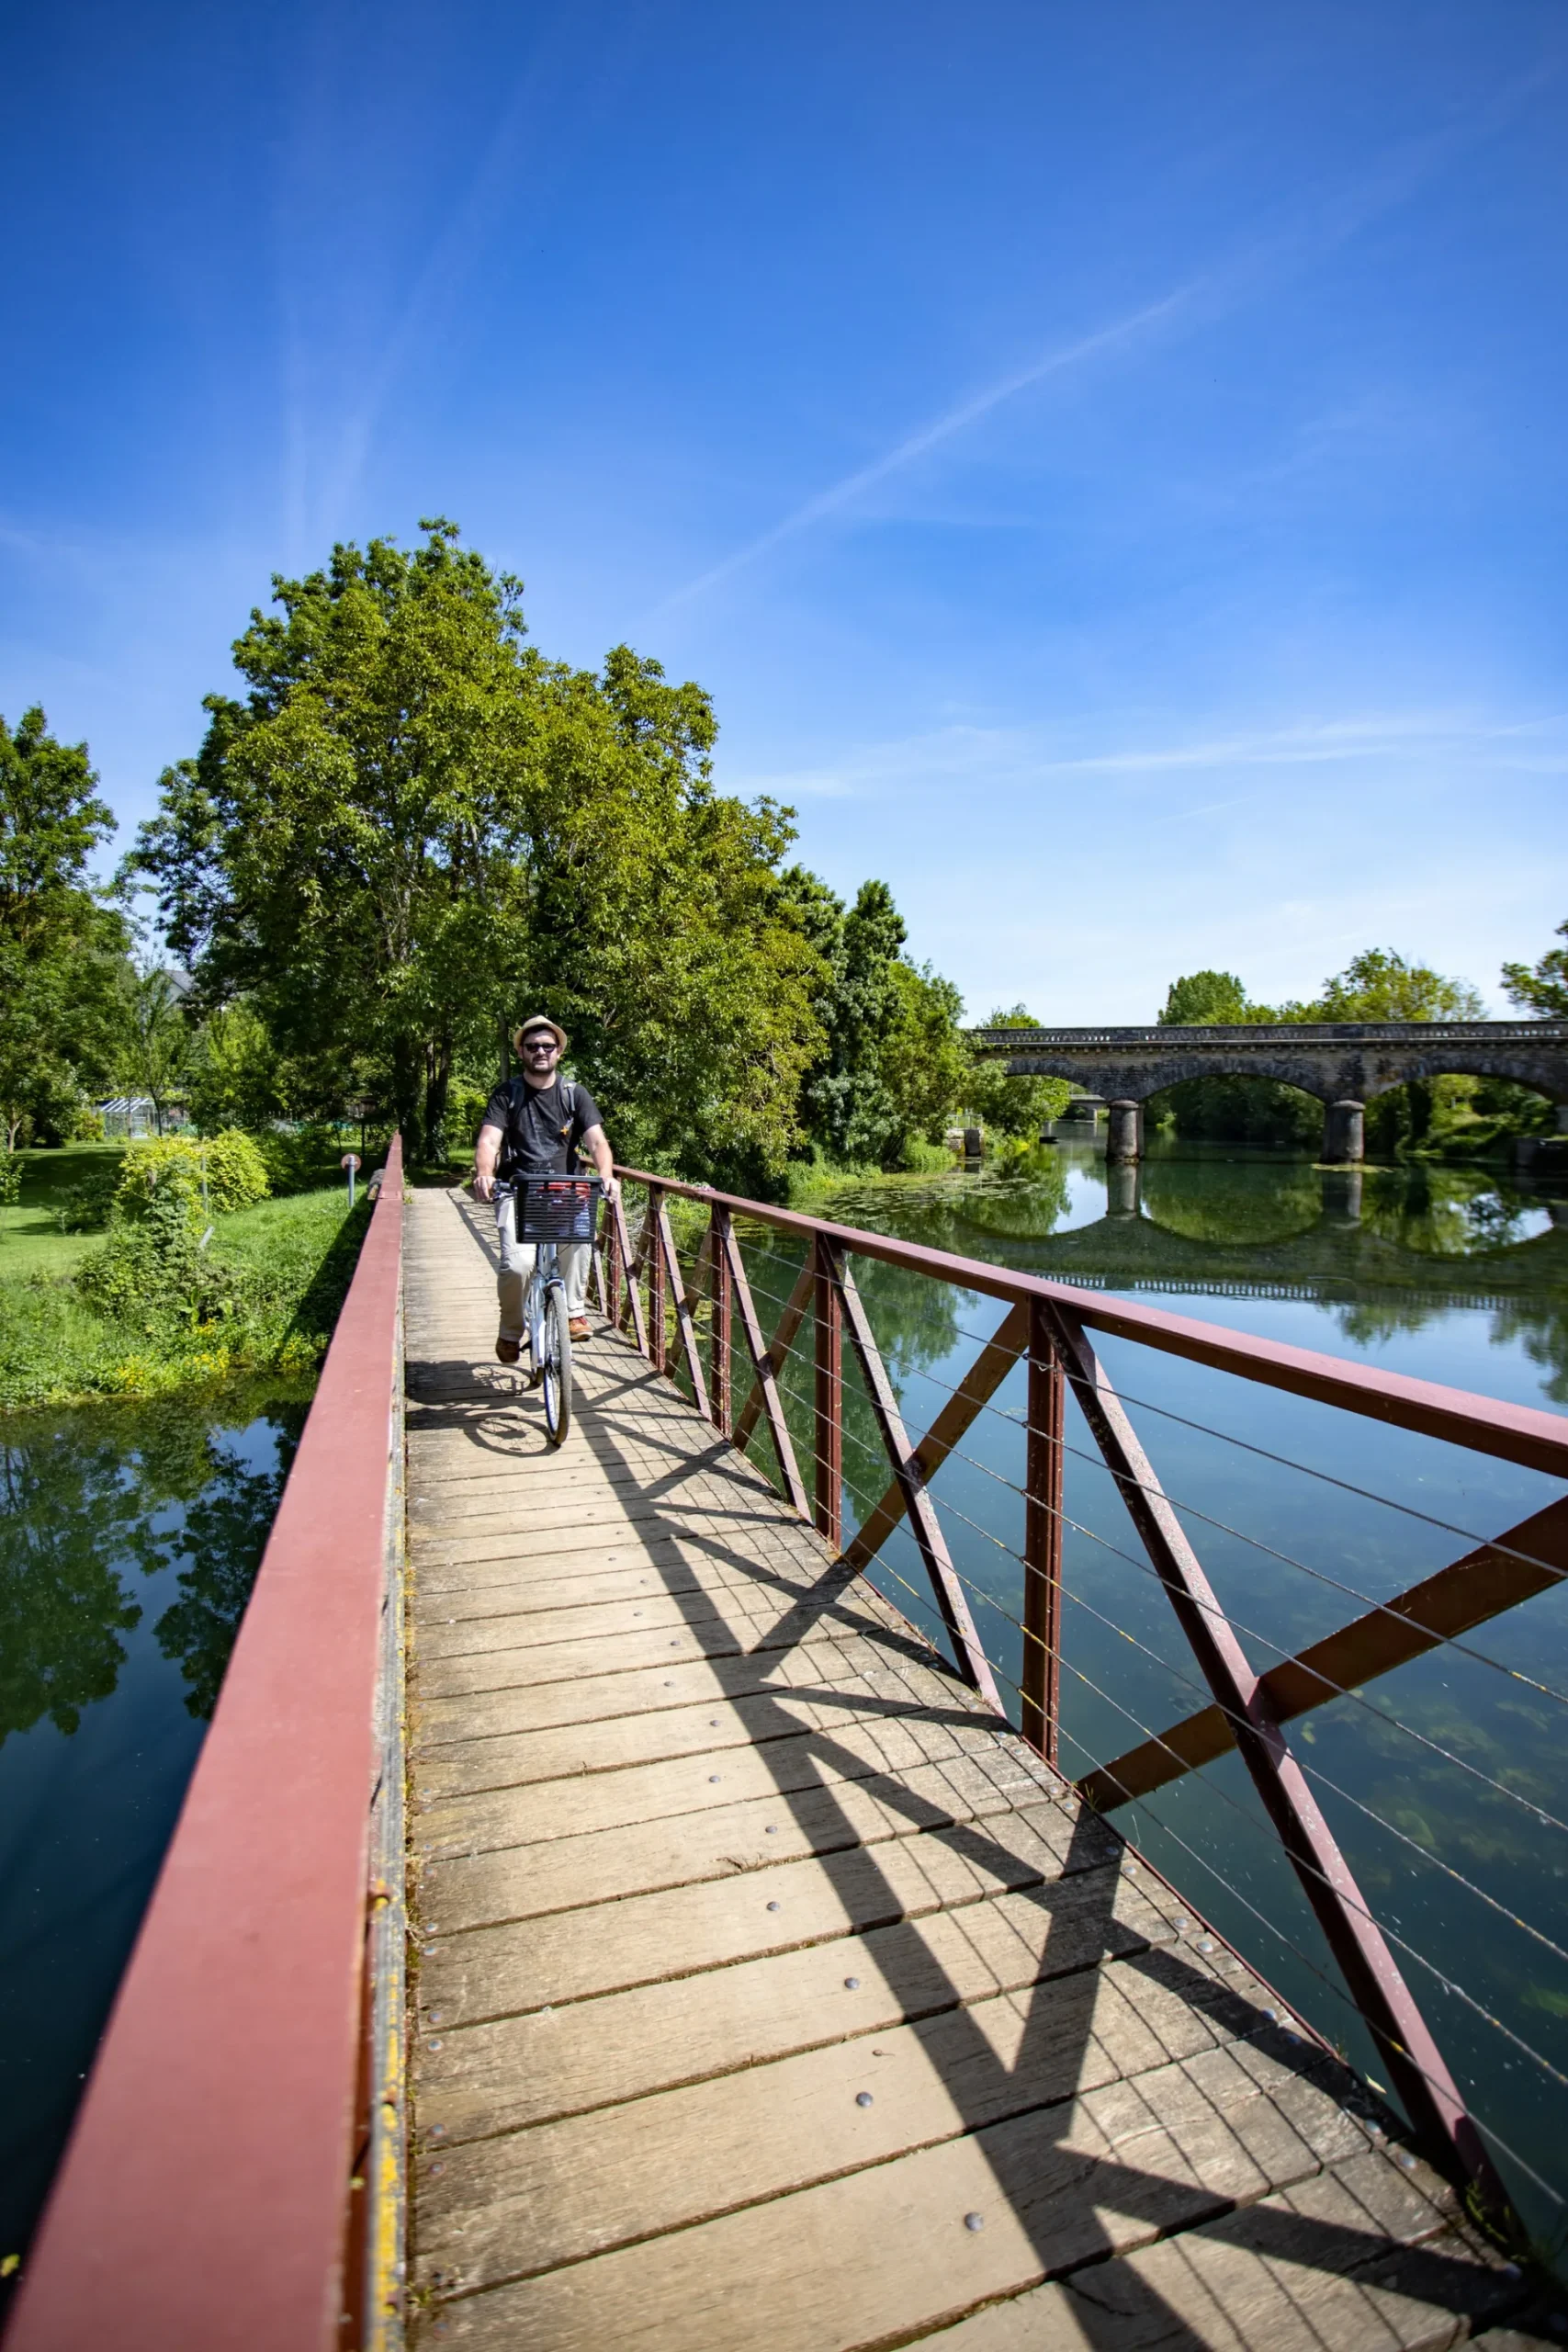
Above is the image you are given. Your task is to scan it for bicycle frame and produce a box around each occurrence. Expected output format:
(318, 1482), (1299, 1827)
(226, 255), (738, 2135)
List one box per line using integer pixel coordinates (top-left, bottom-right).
(524, 1238), (568, 1376)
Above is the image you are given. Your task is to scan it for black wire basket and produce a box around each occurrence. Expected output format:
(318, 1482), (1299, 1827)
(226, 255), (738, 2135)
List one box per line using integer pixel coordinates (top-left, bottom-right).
(513, 1173), (602, 1243)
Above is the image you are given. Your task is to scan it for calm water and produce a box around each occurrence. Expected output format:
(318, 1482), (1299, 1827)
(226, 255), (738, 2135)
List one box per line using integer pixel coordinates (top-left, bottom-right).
(733, 1146), (1568, 2243)
(0, 1385), (307, 2282)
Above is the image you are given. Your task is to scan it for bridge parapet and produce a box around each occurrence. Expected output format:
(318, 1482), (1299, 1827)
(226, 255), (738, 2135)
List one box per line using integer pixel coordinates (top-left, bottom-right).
(972, 1021), (1568, 1051)
(968, 1021), (1568, 1158)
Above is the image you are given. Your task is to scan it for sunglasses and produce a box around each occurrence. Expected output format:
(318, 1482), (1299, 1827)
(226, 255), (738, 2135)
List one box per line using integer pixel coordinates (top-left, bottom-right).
(522, 1037), (558, 1054)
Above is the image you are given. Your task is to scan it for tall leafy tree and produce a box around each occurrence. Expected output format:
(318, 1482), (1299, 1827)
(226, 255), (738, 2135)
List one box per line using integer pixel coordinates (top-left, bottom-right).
(1158, 970), (1265, 1025)
(1502, 922), (1568, 1020)
(117, 966), (192, 1135)
(133, 523), (821, 1173)
(962, 1005), (1071, 1139)
(1308, 948), (1483, 1023)
(782, 872), (967, 1168)
(0, 708), (130, 1148)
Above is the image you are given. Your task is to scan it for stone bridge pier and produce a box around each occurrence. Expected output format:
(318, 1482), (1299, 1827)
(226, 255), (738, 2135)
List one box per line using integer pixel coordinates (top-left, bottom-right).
(973, 1020), (1568, 1163)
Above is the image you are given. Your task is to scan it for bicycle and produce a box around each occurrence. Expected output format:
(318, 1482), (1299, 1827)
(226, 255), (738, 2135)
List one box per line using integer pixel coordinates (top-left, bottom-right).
(510, 1172), (602, 1448)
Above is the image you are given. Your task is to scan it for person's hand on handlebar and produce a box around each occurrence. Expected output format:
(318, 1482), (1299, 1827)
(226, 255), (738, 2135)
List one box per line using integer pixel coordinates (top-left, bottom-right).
(473, 1125), (501, 1203)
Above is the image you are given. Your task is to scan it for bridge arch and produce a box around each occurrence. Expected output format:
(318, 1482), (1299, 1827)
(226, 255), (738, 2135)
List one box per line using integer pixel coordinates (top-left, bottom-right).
(979, 1021), (1568, 1161)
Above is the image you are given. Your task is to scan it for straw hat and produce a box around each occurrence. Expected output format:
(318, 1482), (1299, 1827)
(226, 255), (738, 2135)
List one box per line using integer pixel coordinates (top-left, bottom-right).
(513, 1013), (570, 1054)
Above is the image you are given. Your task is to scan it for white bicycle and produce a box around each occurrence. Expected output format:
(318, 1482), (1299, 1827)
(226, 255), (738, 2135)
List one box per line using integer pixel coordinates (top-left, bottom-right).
(513, 1173), (602, 1448)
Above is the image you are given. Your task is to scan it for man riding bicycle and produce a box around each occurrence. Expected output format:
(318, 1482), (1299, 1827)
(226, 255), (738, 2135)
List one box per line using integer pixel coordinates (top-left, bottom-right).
(473, 1014), (616, 1364)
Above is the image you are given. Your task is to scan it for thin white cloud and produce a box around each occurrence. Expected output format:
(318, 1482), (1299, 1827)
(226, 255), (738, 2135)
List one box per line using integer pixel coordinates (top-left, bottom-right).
(652, 288), (1197, 616)
(734, 708), (1568, 802)
(653, 62), (1560, 625)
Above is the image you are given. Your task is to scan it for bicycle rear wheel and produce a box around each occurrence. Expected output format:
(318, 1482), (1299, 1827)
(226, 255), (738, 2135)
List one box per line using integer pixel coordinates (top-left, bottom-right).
(540, 1280), (573, 1447)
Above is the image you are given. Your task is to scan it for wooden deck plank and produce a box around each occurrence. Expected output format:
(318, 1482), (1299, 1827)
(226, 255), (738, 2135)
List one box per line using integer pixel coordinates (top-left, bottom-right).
(412, 1878), (1227, 2144)
(415, 1810), (1121, 2026)
(403, 1187), (1524, 2352)
(409, 1627), (964, 1747)
(412, 1705), (1049, 1855)
(414, 1983), (1369, 2295)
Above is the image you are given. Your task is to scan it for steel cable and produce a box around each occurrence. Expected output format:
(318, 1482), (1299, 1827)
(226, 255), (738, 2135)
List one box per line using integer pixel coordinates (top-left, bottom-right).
(722, 1304), (1568, 1844)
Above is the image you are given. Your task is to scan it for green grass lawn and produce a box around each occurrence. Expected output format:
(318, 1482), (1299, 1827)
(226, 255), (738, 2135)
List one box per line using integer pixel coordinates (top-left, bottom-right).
(0, 1142), (127, 1276)
(0, 1180), (370, 1413)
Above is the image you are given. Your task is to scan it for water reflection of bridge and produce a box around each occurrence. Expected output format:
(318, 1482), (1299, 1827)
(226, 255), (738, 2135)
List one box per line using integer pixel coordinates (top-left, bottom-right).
(942, 1163), (1568, 1319)
(1046, 1272), (1526, 1312)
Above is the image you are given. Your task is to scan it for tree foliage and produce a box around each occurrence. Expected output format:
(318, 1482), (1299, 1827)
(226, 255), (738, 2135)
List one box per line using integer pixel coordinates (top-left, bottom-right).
(780, 873), (966, 1169)
(0, 708), (130, 1148)
(1501, 921), (1568, 1021)
(132, 523), (822, 1180)
(1309, 948), (1484, 1024)
(961, 1006), (1071, 1139)
(1158, 970), (1264, 1026)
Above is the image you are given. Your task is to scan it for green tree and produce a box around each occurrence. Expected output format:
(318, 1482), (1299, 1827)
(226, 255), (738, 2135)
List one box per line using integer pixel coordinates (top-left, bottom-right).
(1308, 947), (1484, 1023)
(1501, 922), (1568, 1020)
(185, 1000), (288, 1133)
(133, 523), (819, 1176)
(782, 874), (966, 1169)
(1305, 949), (1484, 1150)
(1157, 969), (1262, 1025)
(962, 1006), (1071, 1140)
(0, 708), (131, 1148)
(117, 966), (192, 1135)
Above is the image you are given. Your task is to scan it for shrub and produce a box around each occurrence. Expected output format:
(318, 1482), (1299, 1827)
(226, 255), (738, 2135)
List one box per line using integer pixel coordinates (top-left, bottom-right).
(53, 1161), (124, 1232)
(250, 1123), (351, 1195)
(81, 1163), (254, 1332)
(116, 1129), (271, 1218)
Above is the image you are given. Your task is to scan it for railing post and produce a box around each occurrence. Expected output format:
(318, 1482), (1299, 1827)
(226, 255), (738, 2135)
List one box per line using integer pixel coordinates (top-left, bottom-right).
(813, 1235), (841, 1549)
(607, 1203), (623, 1328)
(711, 1205), (732, 1437)
(648, 1182), (667, 1374)
(1021, 1298), (1065, 1764)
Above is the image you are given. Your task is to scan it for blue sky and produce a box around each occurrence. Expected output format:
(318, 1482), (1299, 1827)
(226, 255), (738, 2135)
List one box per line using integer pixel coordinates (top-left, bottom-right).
(3, 0), (1565, 1021)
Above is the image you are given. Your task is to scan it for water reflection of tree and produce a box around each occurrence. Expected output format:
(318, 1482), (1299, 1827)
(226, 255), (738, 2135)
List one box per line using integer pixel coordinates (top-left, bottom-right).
(152, 1432), (299, 1716)
(1359, 1167), (1551, 1258)
(0, 1428), (153, 1740)
(1140, 1158), (1320, 1246)
(1491, 1300), (1568, 1406)
(0, 1393), (302, 1743)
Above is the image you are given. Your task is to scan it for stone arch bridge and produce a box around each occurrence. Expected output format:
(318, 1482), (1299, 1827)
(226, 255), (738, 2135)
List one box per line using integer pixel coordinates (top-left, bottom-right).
(967, 1020), (1568, 1161)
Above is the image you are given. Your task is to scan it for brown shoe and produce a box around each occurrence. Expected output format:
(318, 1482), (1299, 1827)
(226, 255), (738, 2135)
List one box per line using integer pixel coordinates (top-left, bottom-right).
(569, 1317), (592, 1343)
(495, 1334), (522, 1364)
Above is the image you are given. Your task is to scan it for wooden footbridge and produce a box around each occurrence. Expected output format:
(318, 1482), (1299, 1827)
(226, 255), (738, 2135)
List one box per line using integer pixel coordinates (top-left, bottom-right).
(398, 1186), (1537, 2349)
(10, 1148), (1564, 2350)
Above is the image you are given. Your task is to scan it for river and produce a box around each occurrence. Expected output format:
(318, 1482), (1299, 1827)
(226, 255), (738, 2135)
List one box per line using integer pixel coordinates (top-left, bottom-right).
(739, 1143), (1568, 2243)
(0, 1383), (309, 2286)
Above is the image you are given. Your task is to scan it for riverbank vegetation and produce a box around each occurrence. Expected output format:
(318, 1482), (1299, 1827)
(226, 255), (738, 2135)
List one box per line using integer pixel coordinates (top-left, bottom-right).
(0, 1136), (369, 1412)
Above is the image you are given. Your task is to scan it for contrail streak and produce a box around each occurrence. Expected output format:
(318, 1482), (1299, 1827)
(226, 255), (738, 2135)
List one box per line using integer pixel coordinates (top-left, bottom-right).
(653, 286), (1197, 614)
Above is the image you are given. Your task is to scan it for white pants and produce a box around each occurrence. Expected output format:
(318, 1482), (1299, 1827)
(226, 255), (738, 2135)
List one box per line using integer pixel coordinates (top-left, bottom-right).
(495, 1190), (590, 1340)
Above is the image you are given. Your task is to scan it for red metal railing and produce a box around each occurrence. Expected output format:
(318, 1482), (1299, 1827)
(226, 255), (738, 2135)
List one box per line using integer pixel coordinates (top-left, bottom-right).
(604, 1164), (1568, 2232)
(6, 1140), (407, 2352)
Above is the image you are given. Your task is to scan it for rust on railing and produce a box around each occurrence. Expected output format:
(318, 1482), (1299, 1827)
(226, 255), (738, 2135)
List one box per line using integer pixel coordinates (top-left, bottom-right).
(605, 1160), (1568, 2230)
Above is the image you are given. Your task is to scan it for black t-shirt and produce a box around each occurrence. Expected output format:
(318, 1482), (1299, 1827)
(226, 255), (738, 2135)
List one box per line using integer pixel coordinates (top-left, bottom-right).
(481, 1077), (603, 1178)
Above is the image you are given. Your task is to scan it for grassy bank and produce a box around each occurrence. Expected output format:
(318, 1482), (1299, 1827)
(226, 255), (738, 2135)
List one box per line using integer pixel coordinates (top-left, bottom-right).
(0, 1185), (372, 1413)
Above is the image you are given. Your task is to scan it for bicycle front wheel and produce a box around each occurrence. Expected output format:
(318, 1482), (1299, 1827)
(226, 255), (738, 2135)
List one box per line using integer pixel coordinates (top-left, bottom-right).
(540, 1281), (573, 1448)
